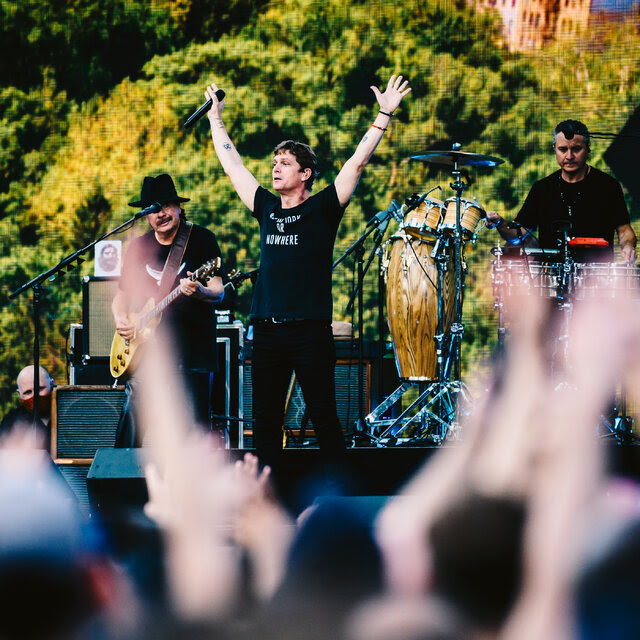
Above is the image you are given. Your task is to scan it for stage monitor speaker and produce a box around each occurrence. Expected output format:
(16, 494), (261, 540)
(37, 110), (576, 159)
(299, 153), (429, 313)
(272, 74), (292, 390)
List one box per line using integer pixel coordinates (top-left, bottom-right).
(52, 385), (126, 459)
(82, 276), (119, 359)
(86, 448), (148, 517)
(240, 359), (370, 447)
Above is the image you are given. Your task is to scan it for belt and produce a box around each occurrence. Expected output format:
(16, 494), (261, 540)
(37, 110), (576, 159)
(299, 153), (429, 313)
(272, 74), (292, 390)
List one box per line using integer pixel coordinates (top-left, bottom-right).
(254, 317), (309, 324)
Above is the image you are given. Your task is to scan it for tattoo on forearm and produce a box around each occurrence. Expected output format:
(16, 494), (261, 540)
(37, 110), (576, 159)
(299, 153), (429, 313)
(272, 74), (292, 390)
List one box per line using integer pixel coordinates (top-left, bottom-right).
(223, 143), (232, 150)
(363, 134), (369, 142)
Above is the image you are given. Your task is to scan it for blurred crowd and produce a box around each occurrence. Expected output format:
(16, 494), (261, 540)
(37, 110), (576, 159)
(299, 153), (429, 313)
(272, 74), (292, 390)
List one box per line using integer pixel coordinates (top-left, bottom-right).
(2, 285), (640, 640)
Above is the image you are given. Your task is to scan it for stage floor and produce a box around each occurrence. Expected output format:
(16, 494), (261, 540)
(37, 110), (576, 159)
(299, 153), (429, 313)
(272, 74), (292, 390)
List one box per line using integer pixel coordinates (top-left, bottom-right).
(75, 440), (640, 519)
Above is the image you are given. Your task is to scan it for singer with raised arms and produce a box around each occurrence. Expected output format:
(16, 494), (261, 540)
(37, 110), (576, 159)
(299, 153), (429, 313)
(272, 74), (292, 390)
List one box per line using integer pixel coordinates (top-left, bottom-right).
(486, 119), (636, 263)
(204, 75), (411, 481)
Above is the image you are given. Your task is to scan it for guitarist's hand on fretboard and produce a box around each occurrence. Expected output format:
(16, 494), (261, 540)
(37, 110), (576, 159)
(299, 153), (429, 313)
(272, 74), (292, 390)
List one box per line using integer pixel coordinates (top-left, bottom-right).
(180, 272), (206, 298)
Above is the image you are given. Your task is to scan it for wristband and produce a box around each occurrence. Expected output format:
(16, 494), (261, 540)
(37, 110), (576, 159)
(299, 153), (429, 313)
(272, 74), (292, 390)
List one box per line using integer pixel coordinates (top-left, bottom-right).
(372, 124), (387, 132)
(379, 110), (394, 117)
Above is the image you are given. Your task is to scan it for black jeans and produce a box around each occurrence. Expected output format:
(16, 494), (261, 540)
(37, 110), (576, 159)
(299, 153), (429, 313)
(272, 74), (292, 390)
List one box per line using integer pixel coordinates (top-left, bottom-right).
(115, 370), (214, 448)
(251, 320), (346, 472)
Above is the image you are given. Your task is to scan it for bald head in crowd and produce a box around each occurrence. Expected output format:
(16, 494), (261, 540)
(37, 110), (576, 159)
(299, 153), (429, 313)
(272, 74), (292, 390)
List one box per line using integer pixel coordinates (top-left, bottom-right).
(16, 366), (54, 425)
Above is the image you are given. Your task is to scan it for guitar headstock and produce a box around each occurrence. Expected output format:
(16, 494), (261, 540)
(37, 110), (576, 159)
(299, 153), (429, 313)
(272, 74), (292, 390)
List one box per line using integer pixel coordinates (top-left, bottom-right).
(193, 257), (221, 283)
(224, 268), (259, 290)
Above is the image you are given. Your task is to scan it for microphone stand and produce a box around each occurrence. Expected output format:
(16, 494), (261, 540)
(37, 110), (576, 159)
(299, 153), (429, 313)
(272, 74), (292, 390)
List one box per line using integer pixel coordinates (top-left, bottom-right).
(333, 203), (397, 444)
(9, 209), (151, 428)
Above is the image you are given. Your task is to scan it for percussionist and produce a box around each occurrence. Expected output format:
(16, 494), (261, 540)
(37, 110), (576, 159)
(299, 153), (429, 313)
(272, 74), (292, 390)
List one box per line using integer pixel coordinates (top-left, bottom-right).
(486, 120), (636, 264)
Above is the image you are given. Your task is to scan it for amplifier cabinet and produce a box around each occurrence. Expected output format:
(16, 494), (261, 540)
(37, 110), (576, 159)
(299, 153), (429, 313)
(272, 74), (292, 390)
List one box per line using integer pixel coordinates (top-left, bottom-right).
(52, 385), (126, 459)
(240, 359), (370, 448)
(82, 276), (119, 359)
(55, 460), (93, 517)
(215, 321), (245, 447)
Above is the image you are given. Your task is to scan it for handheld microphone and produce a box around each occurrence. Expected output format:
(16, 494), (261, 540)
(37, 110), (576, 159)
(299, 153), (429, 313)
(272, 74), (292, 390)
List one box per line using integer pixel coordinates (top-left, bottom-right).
(184, 89), (226, 129)
(135, 202), (162, 218)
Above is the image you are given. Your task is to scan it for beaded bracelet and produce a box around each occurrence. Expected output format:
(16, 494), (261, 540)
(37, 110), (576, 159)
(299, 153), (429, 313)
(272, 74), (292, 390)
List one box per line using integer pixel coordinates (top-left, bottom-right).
(372, 124), (387, 132)
(379, 110), (394, 117)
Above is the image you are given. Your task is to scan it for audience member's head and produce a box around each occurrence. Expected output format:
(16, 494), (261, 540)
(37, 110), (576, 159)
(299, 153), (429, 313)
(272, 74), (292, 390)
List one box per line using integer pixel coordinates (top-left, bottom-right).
(428, 491), (526, 632)
(0, 451), (112, 639)
(576, 517), (640, 640)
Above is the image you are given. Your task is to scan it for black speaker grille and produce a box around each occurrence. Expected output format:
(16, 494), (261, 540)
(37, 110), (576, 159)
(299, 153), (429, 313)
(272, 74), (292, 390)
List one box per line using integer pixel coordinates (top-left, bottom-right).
(54, 386), (126, 458)
(56, 463), (92, 516)
(241, 360), (369, 445)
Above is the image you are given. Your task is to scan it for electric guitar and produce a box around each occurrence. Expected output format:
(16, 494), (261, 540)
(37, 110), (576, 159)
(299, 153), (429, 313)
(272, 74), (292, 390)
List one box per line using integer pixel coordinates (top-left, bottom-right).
(110, 258), (221, 378)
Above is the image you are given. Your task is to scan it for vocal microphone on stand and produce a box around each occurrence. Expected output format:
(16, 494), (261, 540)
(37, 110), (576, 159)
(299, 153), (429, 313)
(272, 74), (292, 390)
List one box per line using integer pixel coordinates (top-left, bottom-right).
(366, 199), (402, 228)
(134, 202), (162, 218)
(402, 185), (442, 218)
(184, 89), (226, 129)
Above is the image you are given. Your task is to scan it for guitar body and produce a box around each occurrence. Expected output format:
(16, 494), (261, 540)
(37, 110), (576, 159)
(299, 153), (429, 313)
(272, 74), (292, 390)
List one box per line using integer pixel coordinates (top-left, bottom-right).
(110, 298), (161, 379)
(109, 257), (222, 379)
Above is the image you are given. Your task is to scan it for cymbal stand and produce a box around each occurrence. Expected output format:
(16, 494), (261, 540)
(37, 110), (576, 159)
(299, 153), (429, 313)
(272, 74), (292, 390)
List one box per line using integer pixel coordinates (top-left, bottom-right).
(368, 146), (473, 444)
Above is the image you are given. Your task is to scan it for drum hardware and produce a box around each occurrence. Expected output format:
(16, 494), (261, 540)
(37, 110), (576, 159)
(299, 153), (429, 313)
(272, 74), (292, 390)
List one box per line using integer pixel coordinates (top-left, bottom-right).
(410, 149), (505, 168)
(333, 199), (403, 446)
(364, 144), (504, 445)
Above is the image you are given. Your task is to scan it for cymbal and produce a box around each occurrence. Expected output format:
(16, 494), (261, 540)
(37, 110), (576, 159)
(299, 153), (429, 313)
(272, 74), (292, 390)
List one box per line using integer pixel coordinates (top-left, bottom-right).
(411, 150), (505, 167)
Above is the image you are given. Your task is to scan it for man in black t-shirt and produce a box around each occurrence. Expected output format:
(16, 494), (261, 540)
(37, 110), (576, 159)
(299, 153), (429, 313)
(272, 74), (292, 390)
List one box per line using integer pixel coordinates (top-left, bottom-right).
(204, 75), (411, 477)
(487, 120), (636, 263)
(112, 174), (224, 440)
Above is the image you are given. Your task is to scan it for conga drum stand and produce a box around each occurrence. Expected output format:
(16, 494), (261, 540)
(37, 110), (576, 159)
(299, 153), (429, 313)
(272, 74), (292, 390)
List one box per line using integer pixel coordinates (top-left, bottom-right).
(365, 146), (503, 445)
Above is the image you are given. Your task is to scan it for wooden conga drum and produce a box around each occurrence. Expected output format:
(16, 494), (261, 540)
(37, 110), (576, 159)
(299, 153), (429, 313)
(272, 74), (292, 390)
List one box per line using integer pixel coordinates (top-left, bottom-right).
(385, 232), (455, 380)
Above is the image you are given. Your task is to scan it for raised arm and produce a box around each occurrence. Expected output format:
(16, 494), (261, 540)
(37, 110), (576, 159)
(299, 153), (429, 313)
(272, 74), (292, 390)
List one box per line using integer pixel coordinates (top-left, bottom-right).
(205, 83), (260, 211)
(334, 75), (411, 207)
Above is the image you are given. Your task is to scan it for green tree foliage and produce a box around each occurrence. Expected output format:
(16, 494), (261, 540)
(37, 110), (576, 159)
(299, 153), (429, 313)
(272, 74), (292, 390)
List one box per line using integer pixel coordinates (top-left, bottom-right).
(0, 0), (178, 101)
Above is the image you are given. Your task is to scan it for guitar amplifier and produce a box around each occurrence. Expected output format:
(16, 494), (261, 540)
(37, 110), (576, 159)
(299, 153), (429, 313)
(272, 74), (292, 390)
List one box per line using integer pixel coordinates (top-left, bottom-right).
(51, 385), (126, 459)
(82, 276), (119, 359)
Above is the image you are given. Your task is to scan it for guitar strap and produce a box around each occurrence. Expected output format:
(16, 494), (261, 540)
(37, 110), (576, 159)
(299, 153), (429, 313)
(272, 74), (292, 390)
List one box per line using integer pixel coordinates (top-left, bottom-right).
(158, 220), (193, 299)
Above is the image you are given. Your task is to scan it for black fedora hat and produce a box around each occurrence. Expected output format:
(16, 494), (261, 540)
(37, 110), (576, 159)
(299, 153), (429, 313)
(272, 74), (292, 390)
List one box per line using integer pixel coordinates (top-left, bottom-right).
(129, 174), (190, 208)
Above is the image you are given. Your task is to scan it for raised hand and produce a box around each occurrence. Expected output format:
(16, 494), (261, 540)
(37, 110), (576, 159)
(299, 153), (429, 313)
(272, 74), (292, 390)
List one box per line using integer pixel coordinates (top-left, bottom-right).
(205, 83), (225, 122)
(370, 74), (412, 114)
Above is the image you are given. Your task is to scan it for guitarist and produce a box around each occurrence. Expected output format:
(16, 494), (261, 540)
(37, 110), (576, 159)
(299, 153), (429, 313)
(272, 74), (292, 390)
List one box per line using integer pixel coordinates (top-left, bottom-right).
(111, 174), (224, 444)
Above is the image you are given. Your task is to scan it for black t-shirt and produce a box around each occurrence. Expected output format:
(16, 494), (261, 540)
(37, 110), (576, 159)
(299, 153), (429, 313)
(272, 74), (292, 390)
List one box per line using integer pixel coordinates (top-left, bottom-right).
(250, 184), (346, 321)
(515, 167), (630, 261)
(119, 223), (223, 371)
(0, 406), (49, 448)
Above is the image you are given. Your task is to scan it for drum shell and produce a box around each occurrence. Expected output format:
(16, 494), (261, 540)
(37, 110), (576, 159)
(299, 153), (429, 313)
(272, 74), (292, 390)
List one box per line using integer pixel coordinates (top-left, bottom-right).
(441, 197), (485, 238)
(403, 197), (445, 240)
(386, 234), (455, 380)
(491, 260), (561, 299)
(572, 263), (640, 299)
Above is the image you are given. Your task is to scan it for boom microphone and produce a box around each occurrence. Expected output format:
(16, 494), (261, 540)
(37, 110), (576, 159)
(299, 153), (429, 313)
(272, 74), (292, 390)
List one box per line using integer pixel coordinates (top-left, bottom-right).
(135, 202), (162, 218)
(184, 89), (226, 129)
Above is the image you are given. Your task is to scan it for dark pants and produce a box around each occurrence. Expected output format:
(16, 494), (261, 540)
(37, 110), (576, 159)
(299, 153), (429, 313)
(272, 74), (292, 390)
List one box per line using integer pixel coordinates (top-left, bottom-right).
(115, 370), (214, 448)
(251, 321), (346, 472)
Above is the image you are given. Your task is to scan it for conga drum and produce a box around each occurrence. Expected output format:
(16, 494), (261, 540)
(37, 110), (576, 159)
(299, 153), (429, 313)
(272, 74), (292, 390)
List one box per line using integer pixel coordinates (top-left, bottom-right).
(402, 194), (445, 240)
(440, 197), (486, 239)
(385, 232), (455, 380)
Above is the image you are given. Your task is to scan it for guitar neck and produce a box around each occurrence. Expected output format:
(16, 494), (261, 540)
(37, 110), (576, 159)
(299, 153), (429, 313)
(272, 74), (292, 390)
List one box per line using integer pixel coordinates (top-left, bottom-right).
(135, 258), (219, 331)
(138, 283), (182, 329)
